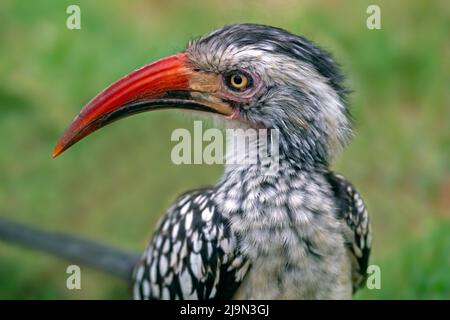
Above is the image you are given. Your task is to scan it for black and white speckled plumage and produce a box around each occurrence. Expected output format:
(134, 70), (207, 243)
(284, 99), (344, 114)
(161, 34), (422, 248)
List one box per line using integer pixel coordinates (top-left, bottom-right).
(326, 173), (371, 291)
(133, 188), (249, 299)
(132, 24), (371, 299)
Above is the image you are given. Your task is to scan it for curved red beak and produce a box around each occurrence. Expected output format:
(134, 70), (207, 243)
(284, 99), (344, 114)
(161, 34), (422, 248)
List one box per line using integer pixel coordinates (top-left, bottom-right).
(52, 53), (232, 158)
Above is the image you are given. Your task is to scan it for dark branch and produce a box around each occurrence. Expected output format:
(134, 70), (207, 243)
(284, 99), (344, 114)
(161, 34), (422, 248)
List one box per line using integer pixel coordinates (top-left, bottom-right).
(0, 217), (140, 282)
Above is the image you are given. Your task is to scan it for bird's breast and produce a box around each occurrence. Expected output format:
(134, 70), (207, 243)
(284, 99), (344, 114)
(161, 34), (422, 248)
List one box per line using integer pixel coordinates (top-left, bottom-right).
(215, 167), (352, 299)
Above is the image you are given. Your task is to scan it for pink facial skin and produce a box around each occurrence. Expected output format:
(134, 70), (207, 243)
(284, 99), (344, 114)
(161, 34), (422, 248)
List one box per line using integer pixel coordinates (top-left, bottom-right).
(219, 70), (265, 105)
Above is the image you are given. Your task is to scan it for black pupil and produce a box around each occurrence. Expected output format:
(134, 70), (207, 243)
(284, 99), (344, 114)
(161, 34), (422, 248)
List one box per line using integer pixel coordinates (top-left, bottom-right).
(233, 74), (243, 85)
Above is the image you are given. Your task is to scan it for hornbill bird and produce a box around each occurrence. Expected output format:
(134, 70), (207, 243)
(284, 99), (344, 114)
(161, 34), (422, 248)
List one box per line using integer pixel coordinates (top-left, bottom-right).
(2, 24), (371, 299)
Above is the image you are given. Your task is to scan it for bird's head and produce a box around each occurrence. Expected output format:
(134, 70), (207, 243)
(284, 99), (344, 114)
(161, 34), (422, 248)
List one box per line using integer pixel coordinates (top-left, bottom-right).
(53, 24), (351, 166)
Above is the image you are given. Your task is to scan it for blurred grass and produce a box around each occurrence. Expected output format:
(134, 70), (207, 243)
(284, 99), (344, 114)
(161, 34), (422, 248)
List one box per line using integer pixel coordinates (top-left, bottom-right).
(0, 0), (448, 299)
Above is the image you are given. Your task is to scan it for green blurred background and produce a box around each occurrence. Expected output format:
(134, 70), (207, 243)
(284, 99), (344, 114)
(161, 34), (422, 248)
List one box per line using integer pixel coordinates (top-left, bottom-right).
(0, 0), (448, 299)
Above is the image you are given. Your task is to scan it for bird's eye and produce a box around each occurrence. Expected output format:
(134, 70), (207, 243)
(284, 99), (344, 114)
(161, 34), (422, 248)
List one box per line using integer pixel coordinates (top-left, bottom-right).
(225, 71), (252, 91)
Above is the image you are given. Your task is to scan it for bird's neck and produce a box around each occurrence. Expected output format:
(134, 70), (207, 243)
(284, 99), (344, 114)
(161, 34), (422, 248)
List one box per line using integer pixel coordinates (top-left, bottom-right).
(217, 148), (331, 208)
(214, 129), (332, 219)
(220, 156), (326, 188)
(214, 130), (338, 266)
(221, 126), (329, 176)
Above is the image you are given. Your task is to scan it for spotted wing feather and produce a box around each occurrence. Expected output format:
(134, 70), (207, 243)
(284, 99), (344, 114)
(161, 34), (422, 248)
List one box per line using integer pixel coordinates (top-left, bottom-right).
(133, 188), (249, 300)
(326, 172), (371, 292)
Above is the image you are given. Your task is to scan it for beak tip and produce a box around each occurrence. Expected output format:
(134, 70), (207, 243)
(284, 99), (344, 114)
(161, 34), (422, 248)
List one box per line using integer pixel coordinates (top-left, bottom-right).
(51, 145), (63, 158)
